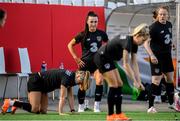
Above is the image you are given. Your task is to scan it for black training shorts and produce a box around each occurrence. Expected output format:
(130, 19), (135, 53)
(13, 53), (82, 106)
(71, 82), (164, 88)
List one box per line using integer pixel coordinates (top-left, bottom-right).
(79, 58), (98, 73)
(27, 73), (43, 92)
(94, 52), (116, 73)
(150, 52), (174, 75)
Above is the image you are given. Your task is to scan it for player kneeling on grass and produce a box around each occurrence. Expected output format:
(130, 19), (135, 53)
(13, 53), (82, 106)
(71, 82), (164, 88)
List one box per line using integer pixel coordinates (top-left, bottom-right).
(1, 69), (90, 115)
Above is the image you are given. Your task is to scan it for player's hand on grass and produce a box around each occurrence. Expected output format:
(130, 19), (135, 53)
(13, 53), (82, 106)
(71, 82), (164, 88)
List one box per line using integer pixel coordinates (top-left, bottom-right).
(68, 109), (80, 115)
(69, 112), (80, 115)
(59, 113), (69, 115)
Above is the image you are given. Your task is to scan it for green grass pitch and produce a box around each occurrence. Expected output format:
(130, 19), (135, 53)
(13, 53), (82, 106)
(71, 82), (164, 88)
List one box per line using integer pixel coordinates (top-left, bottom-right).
(0, 111), (180, 121)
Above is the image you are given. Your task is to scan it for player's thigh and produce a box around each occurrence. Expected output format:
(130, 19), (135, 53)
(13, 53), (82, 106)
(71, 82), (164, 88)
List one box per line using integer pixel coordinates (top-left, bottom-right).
(164, 72), (174, 83)
(103, 68), (123, 87)
(152, 75), (163, 85)
(29, 91), (42, 112)
(40, 93), (48, 113)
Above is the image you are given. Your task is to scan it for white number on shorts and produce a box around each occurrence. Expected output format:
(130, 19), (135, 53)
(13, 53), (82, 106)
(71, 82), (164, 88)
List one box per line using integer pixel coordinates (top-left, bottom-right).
(90, 42), (98, 52)
(164, 34), (171, 44)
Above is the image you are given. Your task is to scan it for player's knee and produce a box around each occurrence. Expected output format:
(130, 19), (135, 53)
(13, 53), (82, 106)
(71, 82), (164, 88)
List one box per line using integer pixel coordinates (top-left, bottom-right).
(31, 106), (40, 113)
(95, 79), (103, 85)
(166, 77), (174, 83)
(152, 81), (160, 86)
(152, 76), (162, 85)
(40, 109), (47, 114)
(152, 79), (161, 85)
(118, 81), (123, 87)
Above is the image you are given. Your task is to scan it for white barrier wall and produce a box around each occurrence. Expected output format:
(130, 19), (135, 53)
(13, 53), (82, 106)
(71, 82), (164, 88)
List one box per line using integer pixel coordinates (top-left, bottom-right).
(0, 76), (27, 98)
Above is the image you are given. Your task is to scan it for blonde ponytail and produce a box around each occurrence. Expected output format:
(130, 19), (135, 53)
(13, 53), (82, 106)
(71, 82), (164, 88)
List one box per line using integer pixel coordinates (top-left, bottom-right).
(76, 70), (91, 91)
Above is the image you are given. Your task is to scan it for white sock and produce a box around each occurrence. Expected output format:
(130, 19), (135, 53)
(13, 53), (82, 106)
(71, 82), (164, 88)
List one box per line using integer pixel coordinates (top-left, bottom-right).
(94, 101), (100, 106)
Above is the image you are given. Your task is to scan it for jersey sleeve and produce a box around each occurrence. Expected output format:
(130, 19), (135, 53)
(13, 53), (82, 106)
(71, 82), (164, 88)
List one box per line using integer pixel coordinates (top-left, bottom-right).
(124, 44), (130, 53)
(132, 44), (138, 53)
(149, 24), (156, 40)
(74, 31), (84, 44)
(123, 36), (138, 53)
(169, 21), (173, 38)
(102, 31), (109, 42)
(123, 37), (131, 52)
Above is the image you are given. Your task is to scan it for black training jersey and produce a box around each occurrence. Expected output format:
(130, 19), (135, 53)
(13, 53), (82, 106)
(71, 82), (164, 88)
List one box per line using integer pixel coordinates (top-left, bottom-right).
(149, 21), (172, 53)
(40, 69), (76, 92)
(98, 35), (138, 61)
(74, 29), (108, 61)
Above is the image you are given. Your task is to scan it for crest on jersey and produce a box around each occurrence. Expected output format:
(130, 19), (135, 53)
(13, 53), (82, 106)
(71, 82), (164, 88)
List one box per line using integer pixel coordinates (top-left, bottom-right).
(87, 38), (90, 41)
(155, 68), (160, 74)
(97, 36), (102, 42)
(100, 51), (104, 55)
(160, 30), (164, 34)
(104, 63), (110, 69)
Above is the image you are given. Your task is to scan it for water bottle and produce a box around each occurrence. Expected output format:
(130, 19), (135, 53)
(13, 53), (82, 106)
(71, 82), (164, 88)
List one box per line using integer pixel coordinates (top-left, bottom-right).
(41, 61), (47, 72)
(59, 62), (64, 69)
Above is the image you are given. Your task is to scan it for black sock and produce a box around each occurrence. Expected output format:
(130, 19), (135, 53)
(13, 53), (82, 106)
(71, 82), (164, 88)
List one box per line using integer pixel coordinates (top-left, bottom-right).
(13, 101), (32, 113)
(116, 87), (122, 114)
(107, 87), (116, 115)
(166, 83), (174, 105)
(157, 83), (162, 96)
(149, 83), (159, 108)
(95, 85), (103, 102)
(78, 89), (86, 104)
